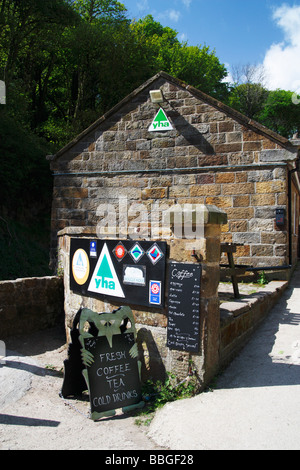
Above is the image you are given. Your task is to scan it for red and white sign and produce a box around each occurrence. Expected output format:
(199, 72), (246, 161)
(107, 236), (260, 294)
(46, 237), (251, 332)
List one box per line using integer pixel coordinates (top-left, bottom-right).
(151, 283), (160, 294)
(113, 243), (127, 261)
(149, 280), (161, 305)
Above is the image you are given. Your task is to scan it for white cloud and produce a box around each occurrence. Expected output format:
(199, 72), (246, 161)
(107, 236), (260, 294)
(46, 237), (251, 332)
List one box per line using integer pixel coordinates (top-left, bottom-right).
(222, 63), (233, 84)
(136, 0), (149, 13)
(182, 0), (192, 7)
(263, 4), (300, 92)
(157, 9), (181, 23)
(169, 9), (181, 22)
(178, 32), (187, 42)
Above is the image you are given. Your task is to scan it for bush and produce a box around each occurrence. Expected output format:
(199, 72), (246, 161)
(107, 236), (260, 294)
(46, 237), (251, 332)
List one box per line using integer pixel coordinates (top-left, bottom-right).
(0, 109), (54, 214)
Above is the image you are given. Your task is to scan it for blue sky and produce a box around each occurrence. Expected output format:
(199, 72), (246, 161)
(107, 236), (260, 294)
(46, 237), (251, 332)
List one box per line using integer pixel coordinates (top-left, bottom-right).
(123, 0), (300, 92)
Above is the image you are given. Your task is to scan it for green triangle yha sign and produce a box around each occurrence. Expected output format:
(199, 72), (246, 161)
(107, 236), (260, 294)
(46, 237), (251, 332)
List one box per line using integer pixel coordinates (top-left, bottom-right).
(148, 108), (173, 132)
(88, 243), (125, 298)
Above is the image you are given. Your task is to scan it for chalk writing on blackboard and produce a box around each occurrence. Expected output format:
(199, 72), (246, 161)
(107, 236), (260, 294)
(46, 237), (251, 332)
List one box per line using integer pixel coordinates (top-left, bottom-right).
(84, 333), (143, 418)
(78, 306), (144, 420)
(167, 262), (201, 352)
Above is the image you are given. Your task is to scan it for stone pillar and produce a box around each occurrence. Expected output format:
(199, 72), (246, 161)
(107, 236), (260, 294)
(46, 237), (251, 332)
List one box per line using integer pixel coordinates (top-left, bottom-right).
(167, 204), (227, 388)
(57, 204), (227, 390)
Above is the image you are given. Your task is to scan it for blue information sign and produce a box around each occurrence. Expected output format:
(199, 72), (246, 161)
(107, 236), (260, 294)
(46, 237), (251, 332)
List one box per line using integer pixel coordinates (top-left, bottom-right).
(149, 280), (162, 305)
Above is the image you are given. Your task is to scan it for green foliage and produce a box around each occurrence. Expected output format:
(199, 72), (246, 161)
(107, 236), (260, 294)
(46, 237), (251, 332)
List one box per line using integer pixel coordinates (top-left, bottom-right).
(257, 271), (269, 286)
(0, 216), (52, 280)
(0, 109), (54, 212)
(0, 108), (54, 281)
(228, 83), (269, 119)
(134, 369), (200, 426)
(258, 89), (300, 138)
(72, 0), (127, 23)
(1, 1), (298, 151)
(227, 81), (300, 139)
(141, 370), (200, 413)
(0, 2), (230, 149)
(131, 15), (229, 100)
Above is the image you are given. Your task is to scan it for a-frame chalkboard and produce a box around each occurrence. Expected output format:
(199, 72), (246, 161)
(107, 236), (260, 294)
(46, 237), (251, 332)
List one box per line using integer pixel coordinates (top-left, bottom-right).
(78, 306), (144, 420)
(83, 333), (142, 418)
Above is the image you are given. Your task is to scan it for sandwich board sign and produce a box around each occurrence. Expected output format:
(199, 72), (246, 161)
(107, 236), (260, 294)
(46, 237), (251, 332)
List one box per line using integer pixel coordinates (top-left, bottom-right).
(148, 108), (173, 132)
(61, 306), (144, 420)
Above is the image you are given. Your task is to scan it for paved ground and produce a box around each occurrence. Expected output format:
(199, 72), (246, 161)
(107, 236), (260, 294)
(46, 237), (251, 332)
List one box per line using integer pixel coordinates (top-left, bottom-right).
(148, 264), (300, 450)
(1, 265), (299, 450)
(0, 327), (162, 450)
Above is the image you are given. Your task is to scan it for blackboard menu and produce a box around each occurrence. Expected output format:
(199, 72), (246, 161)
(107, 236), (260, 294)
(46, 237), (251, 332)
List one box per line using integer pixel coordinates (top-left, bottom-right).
(84, 333), (143, 418)
(167, 262), (202, 352)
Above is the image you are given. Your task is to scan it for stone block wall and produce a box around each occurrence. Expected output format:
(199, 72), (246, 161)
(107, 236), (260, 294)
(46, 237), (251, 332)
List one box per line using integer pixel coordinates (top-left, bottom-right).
(49, 73), (298, 272)
(57, 204), (227, 388)
(0, 276), (64, 339)
(220, 280), (288, 369)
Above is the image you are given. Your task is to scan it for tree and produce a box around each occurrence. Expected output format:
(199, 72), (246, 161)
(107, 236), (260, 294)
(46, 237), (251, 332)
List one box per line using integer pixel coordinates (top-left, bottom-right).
(228, 83), (269, 119)
(0, 0), (78, 131)
(170, 43), (228, 99)
(227, 64), (269, 119)
(227, 64), (300, 138)
(130, 15), (229, 100)
(258, 89), (300, 138)
(0, 107), (54, 213)
(57, 1), (138, 136)
(0, 0), (77, 88)
(130, 15), (181, 80)
(72, 0), (126, 23)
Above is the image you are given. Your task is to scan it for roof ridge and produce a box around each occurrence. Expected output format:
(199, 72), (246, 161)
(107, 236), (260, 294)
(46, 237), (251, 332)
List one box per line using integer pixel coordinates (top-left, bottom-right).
(48, 71), (295, 162)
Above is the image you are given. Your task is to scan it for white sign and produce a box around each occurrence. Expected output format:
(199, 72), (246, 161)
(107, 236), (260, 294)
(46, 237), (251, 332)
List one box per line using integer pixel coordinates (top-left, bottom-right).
(88, 243), (125, 298)
(148, 108), (173, 132)
(72, 249), (90, 285)
(123, 265), (146, 286)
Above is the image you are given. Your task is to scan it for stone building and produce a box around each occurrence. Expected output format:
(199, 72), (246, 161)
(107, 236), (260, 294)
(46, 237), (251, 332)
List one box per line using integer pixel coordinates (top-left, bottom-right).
(49, 71), (300, 272)
(47, 71), (300, 386)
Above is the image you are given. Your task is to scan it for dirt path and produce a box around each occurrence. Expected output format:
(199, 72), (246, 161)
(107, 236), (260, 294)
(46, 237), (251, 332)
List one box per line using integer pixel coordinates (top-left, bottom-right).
(0, 326), (164, 450)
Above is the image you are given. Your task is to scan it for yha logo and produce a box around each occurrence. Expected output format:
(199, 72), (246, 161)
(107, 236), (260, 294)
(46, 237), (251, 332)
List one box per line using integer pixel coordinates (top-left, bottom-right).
(152, 120), (171, 130)
(148, 108), (173, 132)
(88, 243), (125, 298)
(95, 276), (115, 290)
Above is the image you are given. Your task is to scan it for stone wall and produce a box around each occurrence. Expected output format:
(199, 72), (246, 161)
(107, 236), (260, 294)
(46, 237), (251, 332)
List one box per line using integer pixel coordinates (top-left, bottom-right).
(49, 73), (299, 271)
(219, 280), (288, 369)
(57, 204), (227, 388)
(0, 276), (64, 339)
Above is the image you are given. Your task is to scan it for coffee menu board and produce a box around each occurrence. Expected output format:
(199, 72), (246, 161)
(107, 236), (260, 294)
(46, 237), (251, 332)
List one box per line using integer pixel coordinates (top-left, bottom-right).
(167, 262), (202, 352)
